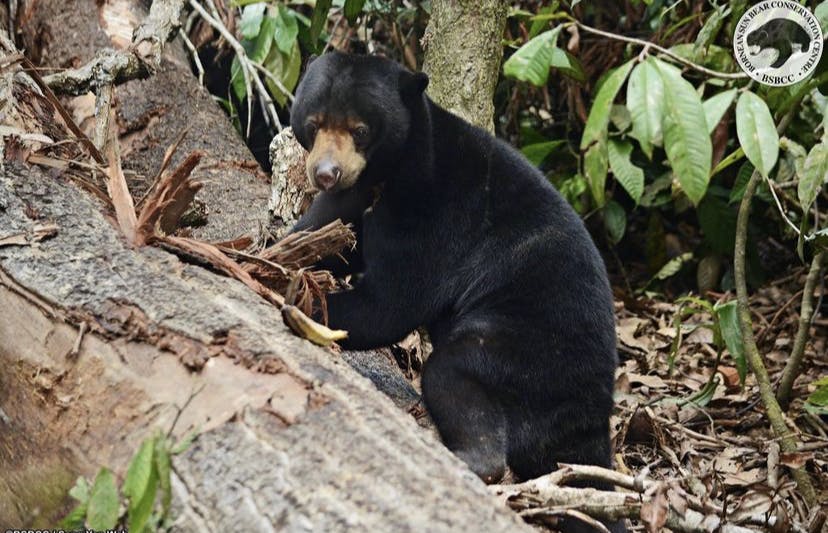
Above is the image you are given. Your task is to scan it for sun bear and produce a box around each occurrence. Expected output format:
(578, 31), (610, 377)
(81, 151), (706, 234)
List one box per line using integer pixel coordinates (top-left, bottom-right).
(289, 52), (624, 533)
(747, 18), (811, 69)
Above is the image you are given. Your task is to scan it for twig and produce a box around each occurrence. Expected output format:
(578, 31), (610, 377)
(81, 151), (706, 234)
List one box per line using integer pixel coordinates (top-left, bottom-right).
(777, 251), (826, 407)
(763, 171), (813, 239)
(202, 0), (282, 131)
(572, 20), (748, 80)
(179, 29), (205, 85)
(734, 176), (818, 505)
(493, 464), (805, 533)
(92, 83), (114, 151)
(323, 12), (345, 54)
(44, 0), (187, 95)
(251, 61), (295, 104)
(20, 57), (106, 164)
(768, 441), (780, 490)
(65, 321), (88, 359)
(188, 0), (254, 137)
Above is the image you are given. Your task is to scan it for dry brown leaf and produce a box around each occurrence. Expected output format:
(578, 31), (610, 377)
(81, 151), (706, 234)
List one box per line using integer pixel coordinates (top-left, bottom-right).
(716, 366), (741, 390)
(639, 484), (669, 533)
(778, 451), (814, 469)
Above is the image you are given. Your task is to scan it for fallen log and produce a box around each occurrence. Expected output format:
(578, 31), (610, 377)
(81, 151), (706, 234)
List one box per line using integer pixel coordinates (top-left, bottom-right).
(0, 160), (526, 531)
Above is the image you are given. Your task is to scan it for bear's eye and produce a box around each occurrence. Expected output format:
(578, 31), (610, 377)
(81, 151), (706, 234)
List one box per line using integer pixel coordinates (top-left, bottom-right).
(352, 125), (370, 146)
(306, 121), (319, 140)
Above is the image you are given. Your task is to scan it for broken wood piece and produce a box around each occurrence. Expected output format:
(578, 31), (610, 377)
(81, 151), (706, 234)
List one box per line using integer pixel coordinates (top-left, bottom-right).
(494, 463), (809, 533)
(135, 151), (204, 244)
(255, 220), (356, 270)
(0, 223), (58, 247)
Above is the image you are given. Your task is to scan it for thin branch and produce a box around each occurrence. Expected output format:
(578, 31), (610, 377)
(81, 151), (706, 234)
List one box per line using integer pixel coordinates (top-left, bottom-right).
(777, 251), (826, 408)
(21, 57), (106, 164)
(734, 177), (818, 505)
(763, 171), (812, 238)
(572, 21), (748, 80)
(179, 28), (205, 85)
(188, 0), (254, 137)
(730, 77), (821, 505)
(494, 464), (807, 533)
(198, 0), (281, 132)
(251, 61), (295, 104)
(44, 0), (186, 94)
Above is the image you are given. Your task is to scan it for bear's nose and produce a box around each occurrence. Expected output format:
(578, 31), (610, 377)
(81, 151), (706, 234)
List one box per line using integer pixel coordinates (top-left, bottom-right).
(314, 162), (342, 191)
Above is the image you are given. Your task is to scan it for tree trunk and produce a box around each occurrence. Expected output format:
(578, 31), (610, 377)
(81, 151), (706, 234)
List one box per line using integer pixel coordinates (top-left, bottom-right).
(422, 0), (508, 132)
(0, 7), (528, 532)
(0, 163), (524, 531)
(17, 0), (272, 243)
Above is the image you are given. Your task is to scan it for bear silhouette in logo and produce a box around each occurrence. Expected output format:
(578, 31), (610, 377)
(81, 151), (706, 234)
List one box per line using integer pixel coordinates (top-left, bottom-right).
(746, 18), (811, 69)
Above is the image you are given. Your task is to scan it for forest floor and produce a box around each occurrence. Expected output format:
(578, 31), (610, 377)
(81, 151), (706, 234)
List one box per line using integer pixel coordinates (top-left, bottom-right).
(385, 265), (828, 531)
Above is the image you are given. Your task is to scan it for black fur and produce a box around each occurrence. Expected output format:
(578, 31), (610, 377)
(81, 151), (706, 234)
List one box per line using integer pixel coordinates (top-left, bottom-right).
(290, 53), (624, 533)
(746, 18), (811, 69)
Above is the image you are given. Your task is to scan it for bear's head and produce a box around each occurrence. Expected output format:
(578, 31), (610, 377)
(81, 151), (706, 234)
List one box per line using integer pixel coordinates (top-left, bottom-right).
(290, 52), (429, 192)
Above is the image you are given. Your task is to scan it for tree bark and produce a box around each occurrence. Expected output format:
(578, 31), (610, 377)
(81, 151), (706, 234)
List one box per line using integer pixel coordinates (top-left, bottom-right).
(0, 163), (525, 531)
(17, 0), (271, 243)
(422, 0), (508, 132)
(1, 9), (528, 533)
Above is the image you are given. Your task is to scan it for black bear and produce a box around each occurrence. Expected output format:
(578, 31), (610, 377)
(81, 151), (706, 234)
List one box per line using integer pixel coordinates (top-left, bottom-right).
(747, 18), (811, 69)
(290, 52), (623, 533)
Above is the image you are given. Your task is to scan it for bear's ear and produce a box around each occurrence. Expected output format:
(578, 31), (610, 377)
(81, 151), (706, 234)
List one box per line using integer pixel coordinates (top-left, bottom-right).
(399, 70), (429, 101)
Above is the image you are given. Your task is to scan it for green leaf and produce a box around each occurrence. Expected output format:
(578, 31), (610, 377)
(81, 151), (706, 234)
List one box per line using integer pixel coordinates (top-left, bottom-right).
(584, 141), (608, 207)
(155, 442), (173, 520)
(274, 6), (299, 55)
(528, 3), (560, 39)
(59, 502), (88, 529)
(344, 0), (366, 24)
(703, 88), (737, 135)
(684, 374), (720, 407)
(68, 476), (91, 503)
(264, 39), (302, 107)
(653, 252), (693, 281)
(609, 104), (631, 132)
(250, 15), (276, 63)
(627, 58), (664, 158)
(670, 43), (735, 73)
(240, 3), (266, 40)
(123, 437), (156, 505)
(557, 50), (586, 82)
(736, 91), (779, 178)
(607, 139), (644, 203)
(654, 59), (712, 205)
(171, 429), (200, 455)
(715, 301), (747, 384)
(694, 5), (730, 58)
(503, 26), (564, 87)
(521, 140), (567, 167)
(603, 200), (627, 244)
(309, 0), (333, 48)
(580, 59), (635, 150)
(806, 376), (828, 406)
(780, 137), (808, 169)
(816, 2), (828, 34)
(127, 466), (158, 533)
(87, 468), (119, 530)
(799, 142), (828, 213)
(729, 161), (755, 204)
